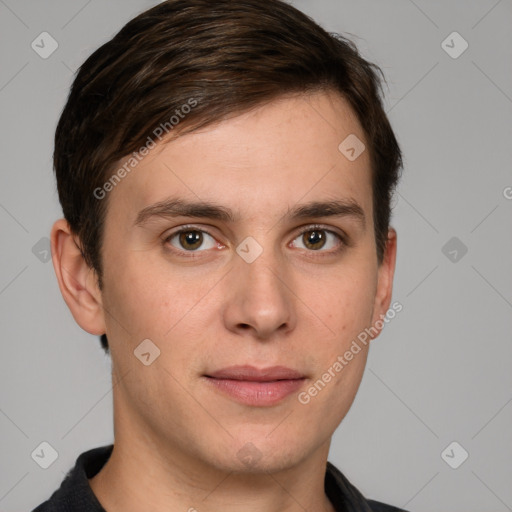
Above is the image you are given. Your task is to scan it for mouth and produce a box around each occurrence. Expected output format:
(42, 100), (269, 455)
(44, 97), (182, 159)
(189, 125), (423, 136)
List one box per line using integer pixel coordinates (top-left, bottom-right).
(203, 365), (307, 407)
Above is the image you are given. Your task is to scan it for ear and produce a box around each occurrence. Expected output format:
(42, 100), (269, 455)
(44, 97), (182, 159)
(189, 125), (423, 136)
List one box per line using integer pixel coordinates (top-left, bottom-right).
(369, 227), (397, 339)
(50, 218), (106, 335)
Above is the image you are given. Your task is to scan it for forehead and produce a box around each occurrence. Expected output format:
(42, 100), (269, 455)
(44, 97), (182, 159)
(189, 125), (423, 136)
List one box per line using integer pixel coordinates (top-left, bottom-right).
(107, 91), (373, 224)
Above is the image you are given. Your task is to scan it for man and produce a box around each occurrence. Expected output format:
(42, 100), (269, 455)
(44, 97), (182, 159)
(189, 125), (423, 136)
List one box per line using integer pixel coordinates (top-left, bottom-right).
(34, 0), (405, 510)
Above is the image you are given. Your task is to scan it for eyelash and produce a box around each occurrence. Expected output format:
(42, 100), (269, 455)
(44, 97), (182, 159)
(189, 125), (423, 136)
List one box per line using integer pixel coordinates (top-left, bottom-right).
(163, 224), (347, 258)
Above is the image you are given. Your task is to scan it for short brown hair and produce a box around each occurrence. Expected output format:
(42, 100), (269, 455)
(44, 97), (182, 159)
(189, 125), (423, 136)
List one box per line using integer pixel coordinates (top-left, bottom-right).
(53, 0), (402, 353)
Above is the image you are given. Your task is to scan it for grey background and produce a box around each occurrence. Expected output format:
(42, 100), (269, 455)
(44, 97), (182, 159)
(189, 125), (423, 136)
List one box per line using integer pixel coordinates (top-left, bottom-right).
(1, 0), (511, 510)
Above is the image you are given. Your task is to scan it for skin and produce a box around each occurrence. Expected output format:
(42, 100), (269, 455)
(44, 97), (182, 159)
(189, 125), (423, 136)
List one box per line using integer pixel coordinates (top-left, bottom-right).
(51, 90), (397, 512)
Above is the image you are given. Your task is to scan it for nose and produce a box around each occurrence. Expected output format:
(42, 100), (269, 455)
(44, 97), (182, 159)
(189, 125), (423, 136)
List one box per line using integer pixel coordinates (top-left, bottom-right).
(222, 248), (297, 340)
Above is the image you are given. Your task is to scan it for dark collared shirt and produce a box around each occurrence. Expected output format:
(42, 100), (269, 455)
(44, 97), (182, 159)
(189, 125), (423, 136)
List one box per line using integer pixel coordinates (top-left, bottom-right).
(32, 445), (408, 512)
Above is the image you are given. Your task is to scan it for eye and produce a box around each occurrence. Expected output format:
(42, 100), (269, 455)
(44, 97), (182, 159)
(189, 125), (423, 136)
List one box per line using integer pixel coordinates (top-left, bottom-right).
(165, 227), (219, 252)
(290, 226), (344, 252)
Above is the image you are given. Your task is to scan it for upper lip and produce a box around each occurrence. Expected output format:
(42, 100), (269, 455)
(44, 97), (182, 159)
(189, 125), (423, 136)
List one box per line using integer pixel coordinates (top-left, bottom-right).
(205, 365), (305, 381)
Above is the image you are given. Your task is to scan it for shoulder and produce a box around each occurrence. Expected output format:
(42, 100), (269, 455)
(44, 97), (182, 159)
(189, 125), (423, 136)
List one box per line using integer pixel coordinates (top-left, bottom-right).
(325, 461), (409, 512)
(30, 445), (112, 512)
(367, 499), (410, 512)
(31, 503), (49, 511)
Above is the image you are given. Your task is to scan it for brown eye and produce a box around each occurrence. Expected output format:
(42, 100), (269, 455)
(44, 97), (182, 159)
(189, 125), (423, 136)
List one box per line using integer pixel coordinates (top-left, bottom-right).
(302, 230), (326, 250)
(291, 227), (343, 252)
(179, 230), (203, 250)
(166, 229), (217, 252)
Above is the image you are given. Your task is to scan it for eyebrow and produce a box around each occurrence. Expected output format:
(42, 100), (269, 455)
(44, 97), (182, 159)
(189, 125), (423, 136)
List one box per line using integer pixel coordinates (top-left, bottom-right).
(134, 197), (366, 230)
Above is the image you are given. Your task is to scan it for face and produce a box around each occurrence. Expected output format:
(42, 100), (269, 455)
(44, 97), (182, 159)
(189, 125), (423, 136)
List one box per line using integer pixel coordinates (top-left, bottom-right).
(91, 91), (395, 473)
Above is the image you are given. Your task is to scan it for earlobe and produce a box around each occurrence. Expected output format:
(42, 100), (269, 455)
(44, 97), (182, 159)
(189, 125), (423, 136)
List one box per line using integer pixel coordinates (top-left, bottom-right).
(50, 218), (106, 336)
(370, 228), (397, 339)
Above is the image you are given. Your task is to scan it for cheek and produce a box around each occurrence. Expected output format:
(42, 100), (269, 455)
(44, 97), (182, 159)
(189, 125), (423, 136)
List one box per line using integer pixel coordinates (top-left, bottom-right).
(299, 263), (376, 408)
(101, 251), (221, 346)
(320, 270), (377, 343)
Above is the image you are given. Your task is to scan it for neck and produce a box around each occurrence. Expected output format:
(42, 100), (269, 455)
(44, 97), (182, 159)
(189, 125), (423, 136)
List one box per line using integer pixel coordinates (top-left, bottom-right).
(89, 431), (335, 512)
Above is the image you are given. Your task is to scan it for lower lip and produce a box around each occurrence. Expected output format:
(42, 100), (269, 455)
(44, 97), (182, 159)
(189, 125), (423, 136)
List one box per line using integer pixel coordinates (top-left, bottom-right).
(203, 377), (306, 406)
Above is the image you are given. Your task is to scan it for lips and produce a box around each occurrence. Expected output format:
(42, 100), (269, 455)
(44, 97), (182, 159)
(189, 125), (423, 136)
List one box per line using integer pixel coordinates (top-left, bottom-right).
(205, 365), (305, 381)
(203, 365), (306, 406)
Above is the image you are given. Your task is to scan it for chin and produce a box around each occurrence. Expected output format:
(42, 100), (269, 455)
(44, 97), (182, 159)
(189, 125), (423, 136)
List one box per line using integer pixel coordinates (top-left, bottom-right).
(211, 434), (309, 475)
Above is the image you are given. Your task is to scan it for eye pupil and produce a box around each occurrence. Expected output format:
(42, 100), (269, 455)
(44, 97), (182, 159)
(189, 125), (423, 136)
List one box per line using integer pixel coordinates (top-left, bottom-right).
(179, 230), (203, 250)
(304, 230), (326, 250)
